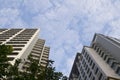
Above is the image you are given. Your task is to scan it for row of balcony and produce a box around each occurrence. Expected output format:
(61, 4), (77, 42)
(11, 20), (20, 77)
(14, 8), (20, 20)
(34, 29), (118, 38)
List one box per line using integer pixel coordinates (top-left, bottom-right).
(92, 43), (120, 76)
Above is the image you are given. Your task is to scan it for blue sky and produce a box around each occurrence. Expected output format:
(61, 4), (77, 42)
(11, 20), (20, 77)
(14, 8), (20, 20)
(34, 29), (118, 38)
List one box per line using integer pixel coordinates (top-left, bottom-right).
(0, 0), (120, 76)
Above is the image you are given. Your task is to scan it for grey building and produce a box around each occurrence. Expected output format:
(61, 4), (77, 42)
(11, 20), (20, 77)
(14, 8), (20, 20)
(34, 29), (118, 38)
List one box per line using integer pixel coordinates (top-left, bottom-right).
(69, 53), (81, 80)
(69, 34), (120, 80)
(0, 28), (50, 69)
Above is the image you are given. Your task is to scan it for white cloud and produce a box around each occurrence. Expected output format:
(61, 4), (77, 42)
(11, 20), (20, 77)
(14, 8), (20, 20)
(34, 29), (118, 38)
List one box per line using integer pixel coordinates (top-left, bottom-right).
(23, 0), (52, 14)
(0, 8), (20, 27)
(31, 0), (120, 76)
(108, 19), (120, 37)
(60, 57), (74, 76)
(0, 0), (23, 9)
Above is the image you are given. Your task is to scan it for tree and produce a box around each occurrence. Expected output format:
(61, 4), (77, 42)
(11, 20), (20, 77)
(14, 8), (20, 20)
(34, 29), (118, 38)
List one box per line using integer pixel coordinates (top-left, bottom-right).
(0, 44), (13, 63)
(0, 44), (13, 79)
(62, 76), (68, 80)
(37, 60), (63, 80)
(6, 59), (21, 80)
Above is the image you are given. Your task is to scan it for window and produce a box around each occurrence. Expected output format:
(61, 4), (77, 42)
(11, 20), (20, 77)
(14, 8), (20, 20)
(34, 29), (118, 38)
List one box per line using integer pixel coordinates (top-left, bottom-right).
(82, 49), (85, 55)
(96, 47), (99, 52)
(7, 41), (27, 44)
(80, 66), (82, 71)
(7, 57), (14, 61)
(104, 55), (107, 60)
(107, 58), (113, 66)
(79, 76), (81, 80)
(99, 50), (102, 55)
(83, 61), (86, 67)
(84, 76), (87, 80)
(86, 54), (88, 60)
(92, 63), (95, 69)
(89, 58), (91, 64)
(95, 67), (98, 74)
(82, 59), (85, 65)
(87, 68), (90, 73)
(12, 45), (25, 47)
(101, 52), (104, 57)
(84, 62), (86, 67)
(93, 77), (95, 80)
(116, 67), (120, 76)
(98, 73), (103, 80)
(9, 52), (19, 55)
(85, 64), (88, 70)
(89, 72), (92, 77)
(83, 72), (85, 78)
(14, 48), (22, 51)
(84, 52), (87, 57)
(90, 60), (93, 66)
(111, 62), (117, 70)
(88, 57), (90, 62)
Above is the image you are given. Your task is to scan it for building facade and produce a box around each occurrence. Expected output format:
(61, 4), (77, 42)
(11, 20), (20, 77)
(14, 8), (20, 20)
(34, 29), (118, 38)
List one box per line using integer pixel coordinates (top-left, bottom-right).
(0, 29), (49, 68)
(69, 34), (120, 80)
(69, 53), (81, 80)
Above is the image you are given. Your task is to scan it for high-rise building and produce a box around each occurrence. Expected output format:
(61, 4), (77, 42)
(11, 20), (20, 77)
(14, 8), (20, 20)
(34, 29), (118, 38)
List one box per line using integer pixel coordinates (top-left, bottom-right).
(69, 34), (120, 80)
(0, 29), (50, 69)
(69, 53), (81, 80)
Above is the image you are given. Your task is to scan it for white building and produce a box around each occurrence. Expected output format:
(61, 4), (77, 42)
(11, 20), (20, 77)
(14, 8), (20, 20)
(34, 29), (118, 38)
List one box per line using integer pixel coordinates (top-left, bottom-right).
(0, 29), (49, 68)
(69, 34), (120, 80)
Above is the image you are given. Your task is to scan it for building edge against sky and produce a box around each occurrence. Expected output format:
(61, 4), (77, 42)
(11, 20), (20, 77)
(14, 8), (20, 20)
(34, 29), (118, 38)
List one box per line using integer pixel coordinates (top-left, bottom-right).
(0, 28), (50, 69)
(69, 33), (120, 80)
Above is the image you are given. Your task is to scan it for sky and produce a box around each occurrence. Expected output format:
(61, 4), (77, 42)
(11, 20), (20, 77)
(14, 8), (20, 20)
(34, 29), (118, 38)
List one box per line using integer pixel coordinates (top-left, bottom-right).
(0, 0), (120, 76)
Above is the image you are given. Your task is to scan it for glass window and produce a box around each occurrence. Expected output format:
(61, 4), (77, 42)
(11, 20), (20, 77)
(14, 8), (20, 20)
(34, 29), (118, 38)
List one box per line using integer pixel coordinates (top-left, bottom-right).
(90, 60), (93, 66)
(104, 55), (107, 60)
(99, 73), (103, 80)
(111, 62), (117, 70)
(107, 58), (113, 66)
(95, 67), (98, 74)
(84, 52), (86, 57)
(89, 72), (92, 77)
(117, 67), (120, 76)
(84, 76), (87, 80)
(99, 50), (102, 55)
(88, 57), (90, 62)
(85, 64), (88, 70)
(96, 47), (99, 52)
(86, 54), (88, 60)
(93, 77), (95, 80)
(82, 49), (85, 55)
(87, 68), (90, 73)
(101, 52), (104, 57)
(92, 63), (95, 69)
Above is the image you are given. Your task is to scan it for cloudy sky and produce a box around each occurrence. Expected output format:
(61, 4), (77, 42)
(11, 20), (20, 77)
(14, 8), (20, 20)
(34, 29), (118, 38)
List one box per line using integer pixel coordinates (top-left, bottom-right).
(0, 0), (120, 76)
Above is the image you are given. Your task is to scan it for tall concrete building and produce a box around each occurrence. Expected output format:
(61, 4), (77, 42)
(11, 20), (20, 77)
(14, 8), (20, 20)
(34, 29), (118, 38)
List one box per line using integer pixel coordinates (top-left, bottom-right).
(69, 53), (81, 80)
(69, 34), (120, 80)
(0, 29), (50, 68)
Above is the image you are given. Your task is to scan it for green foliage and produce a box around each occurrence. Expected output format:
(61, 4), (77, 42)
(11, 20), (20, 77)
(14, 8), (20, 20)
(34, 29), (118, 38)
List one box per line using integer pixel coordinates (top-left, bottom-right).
(42, 60), (63, 80)
(0, 44), (13, 78)
(0, 44), (13, 54)
(62, 76), (68, 80)
(0, 44), (13, 62)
